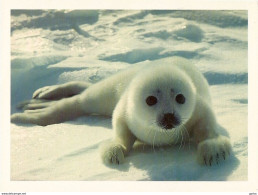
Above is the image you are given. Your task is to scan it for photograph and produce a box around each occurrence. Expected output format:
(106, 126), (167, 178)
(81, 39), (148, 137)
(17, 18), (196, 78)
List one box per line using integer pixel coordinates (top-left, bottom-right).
(9, 9), (248, 181)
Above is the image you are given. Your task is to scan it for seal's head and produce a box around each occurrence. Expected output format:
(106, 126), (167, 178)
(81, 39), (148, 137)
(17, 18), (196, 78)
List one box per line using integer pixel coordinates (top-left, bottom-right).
(126, 61), (197, 145)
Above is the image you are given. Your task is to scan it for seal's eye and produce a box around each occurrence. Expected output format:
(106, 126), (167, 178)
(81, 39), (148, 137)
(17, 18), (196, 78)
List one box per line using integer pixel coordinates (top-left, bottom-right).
(146, 96), (157, 106)
(176, 94), (185, 104)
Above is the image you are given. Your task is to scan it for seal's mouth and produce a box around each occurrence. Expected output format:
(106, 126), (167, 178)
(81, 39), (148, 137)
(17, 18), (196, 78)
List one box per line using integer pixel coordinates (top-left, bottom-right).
(162, 124), (175, 130)
(158, 113), (180, 130)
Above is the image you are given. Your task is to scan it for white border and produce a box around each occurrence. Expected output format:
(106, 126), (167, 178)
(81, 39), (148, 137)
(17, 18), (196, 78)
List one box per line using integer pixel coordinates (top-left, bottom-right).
(1, 0), (258, 192)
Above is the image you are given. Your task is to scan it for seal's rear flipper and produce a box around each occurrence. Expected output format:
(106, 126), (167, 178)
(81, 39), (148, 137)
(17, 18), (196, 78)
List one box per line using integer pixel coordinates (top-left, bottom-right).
(32, 81), (91, 100)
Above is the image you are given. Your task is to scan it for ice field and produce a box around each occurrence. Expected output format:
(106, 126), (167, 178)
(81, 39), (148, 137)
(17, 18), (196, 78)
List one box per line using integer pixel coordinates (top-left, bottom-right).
(10, 10), (247, 181)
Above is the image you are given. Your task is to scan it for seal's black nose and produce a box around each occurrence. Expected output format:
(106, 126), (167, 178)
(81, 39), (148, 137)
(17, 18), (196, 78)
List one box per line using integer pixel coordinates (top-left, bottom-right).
(160, 113), (180, 130)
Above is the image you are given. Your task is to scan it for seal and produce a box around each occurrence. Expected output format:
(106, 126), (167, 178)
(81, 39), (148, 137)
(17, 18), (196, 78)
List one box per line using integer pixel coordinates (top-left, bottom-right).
(11, 57), (232, 166)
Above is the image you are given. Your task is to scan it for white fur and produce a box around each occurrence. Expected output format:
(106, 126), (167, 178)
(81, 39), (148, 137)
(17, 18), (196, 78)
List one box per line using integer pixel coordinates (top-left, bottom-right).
(125, 63), (197, 145)
(11, 57), (232, 166)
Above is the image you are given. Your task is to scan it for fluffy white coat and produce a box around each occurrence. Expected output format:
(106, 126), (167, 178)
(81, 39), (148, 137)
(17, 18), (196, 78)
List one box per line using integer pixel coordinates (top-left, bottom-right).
(11, 57), (232, 166)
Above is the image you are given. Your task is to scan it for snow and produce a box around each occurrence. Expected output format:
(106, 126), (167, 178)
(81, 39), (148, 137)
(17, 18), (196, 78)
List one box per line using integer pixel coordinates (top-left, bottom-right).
(10, 10), (248, 181)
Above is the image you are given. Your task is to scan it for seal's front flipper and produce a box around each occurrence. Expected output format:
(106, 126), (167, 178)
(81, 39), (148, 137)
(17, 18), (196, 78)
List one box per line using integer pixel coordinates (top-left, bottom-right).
(197, 135), (232, 166)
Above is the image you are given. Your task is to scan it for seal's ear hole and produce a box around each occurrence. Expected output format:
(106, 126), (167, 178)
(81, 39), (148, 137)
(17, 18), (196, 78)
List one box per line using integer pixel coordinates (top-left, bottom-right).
(175, 94), (185, 104)
(146, 96), (158, 106)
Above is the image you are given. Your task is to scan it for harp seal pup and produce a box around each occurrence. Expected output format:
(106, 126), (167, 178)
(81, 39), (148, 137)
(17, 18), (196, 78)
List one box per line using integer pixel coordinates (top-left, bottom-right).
(11, 57), (232, 166)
